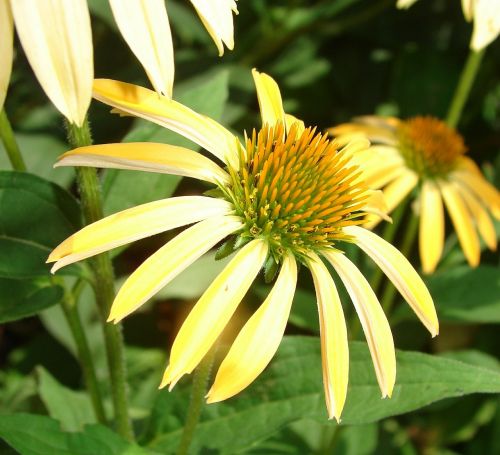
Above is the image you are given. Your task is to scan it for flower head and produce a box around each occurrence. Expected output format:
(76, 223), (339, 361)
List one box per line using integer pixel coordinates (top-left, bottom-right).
(330, 115), (500, 274)
(48, 70), (438, 421)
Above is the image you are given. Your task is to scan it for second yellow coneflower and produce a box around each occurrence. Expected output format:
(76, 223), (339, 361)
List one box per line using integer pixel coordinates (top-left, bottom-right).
(48, 70), (438, 421)
(330, 116), (500, 274)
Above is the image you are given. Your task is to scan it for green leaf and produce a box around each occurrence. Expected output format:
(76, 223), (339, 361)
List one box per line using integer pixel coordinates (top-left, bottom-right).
(37, 367), (96, 432)
(102, 69), (230, 215)
(0, 413), (157, 455)
(0, 171), (81, 279)
(0, 278), (64, 323)
(144, 337), (500, 454)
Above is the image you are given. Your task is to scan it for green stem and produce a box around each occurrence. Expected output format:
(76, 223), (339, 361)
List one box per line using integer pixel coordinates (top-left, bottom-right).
(58, 281), (106, 423)
(446, 48), (485, 129)
(0, 109), (26, 171)
(176, 347), (217, 455)
(380, 212), (419, 315)
(66, 119), (134, 441)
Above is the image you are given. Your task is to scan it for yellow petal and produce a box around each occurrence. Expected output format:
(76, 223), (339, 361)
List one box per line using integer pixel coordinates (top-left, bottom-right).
(11, 0), (93, 126)
(48, 196), (233, 272)
(453, 170), (500, 219)
(419, 180), (444, 274)
(470, 0), (500, 50)
(109, 0), (174, 97)
(323, 250), (396, 398)
(455, 181), (497, 251)
(251, 69), (286, 128)
(440, 181), (480, 268)
(396, 0), (419, 8)
(307, 253), (349, 422)
(55, 142), (229, 185)
(189, 0), (238, 56)
(92, 79), (238, 167)
(364, 170), (418, 230)
(363, 190), (392, 224)
(344, 226), (439, 337)
(206, 253), (297, 403)
(161, 239), (268, 389)
(285, 114), (305, 137)
(462, 0), (474, 21)
(109, 215), (243, 323)
(0, 0), (13, 109)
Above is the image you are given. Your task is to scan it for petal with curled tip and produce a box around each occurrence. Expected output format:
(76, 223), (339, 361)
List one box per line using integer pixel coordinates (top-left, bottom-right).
(0, 0), (13, 110)
(56, 142), (229, 184)
(419, 180), (444, 274)
(109, 0), (174, 97)
(307, 253), (349, 422)
(323, 250), (396, 398)
(92, 79), (238, 167)
(11, 0), (93, 126)
(109, 216), (243, 323)
(440, 181), (480, 268)
(161, 239), (268, 389)
(252, 69), (286, 128)
(48, 196), (233, 272)
(456, 182), (497, 251)
(364, 170), (418, 230)
(206, 253), (297, 403)
(344, 226), (439, 337)
(190, 0), (238, 56)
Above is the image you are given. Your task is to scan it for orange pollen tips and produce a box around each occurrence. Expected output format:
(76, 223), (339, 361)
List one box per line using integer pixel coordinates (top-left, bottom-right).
(224, 122), (369, 263)
(397, 116), (467, 177)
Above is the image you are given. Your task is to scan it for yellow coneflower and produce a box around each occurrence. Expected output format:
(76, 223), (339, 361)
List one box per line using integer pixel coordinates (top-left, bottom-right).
(396, 0), (500, 51)
(330, 116), (500, 274)
(47, 70), (438, 421)
(0, 0), (238, 120)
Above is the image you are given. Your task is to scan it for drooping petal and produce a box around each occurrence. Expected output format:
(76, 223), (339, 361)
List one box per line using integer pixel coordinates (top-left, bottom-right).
(440, 180), (480, 268)
(161, 239), (268, 389)
(364, 170), (418, 229)
(108, 215), (243, 323)
(419, 180), (444, 274)
(0, 0), (13, 109)
(344, 226), (439, 337)
(55, 142), (229, 185)
(48, 196), (233, 272)
(470, 0), (500, 51)
(251, 69), (286, 128)
(189, 0), (238, 56)
(109, 0), (174, 97)
(206, 253), (297, 403)
(92, 79), (238, 167)
(11, 0), (93, 126)
(307, 253), (349, 422)
(323, 250), (396, 398)
(455, 181), (497, 251)
(453, 170), (500, 219)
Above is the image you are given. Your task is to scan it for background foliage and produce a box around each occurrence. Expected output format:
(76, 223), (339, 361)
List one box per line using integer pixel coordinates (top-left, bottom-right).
(1, 0), (500, 453)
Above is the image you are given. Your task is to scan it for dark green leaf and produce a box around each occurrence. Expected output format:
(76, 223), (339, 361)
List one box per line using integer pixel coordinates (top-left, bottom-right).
(144, 337), (500, 454)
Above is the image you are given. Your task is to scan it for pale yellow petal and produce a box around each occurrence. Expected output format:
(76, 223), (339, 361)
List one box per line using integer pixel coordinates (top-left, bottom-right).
(109, 0), (174, 97)
(440, 181), (480, 267)
(455, 181), (497, 251)
(0, 0), (13, 109)
(363, 190), (392, 224)
(470, 0), (500, 50)
(364, 170), (418, 229)
(206, 253), (297, 403)
(189, 0), (238, 56)
(419, 180), (444, 274)
(453, 170), (500, 219)
(161, 239), (268, 389)
(324, 250), (396, 398)
(55, 142), (229, 184)
(12, 0), (93, 126)
(92, 79), (238, 167)
(109, 215), (243, 323)
(307, 253), (349, 422)
(48, 196), (233, 272)
(251, 69), (286, 128)
(462, 0), (474, 21)
(285, 114), (305, 137)
(396, 0), (419, 9)
(344, 226), (439, 337)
